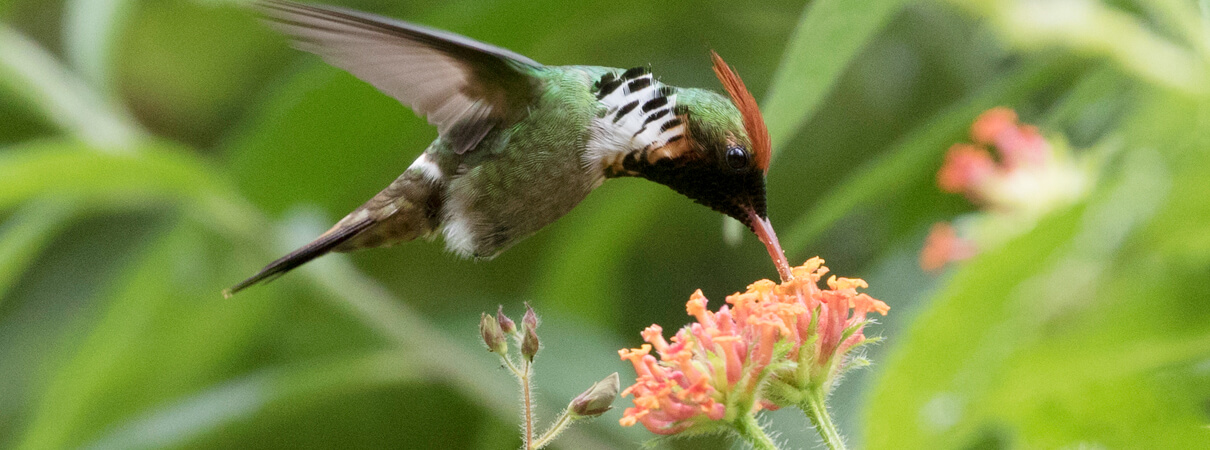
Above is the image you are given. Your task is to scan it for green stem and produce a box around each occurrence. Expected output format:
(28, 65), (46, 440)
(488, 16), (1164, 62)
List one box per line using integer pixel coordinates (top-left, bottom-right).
(530, 410), (575, 449)
(801, 391), (846, 450)
(502, 356), (523, 378)
(733, 413), (779, 450)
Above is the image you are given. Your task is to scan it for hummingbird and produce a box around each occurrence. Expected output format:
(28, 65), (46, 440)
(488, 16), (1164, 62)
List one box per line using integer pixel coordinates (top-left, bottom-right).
(225, 0), (792, 296)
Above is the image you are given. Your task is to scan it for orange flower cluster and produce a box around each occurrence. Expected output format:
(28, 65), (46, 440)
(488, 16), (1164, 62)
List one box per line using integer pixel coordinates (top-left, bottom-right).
(619, 258), (888, 435)
(924, 107), (1086, 271)
(937, 107), (1052, 201)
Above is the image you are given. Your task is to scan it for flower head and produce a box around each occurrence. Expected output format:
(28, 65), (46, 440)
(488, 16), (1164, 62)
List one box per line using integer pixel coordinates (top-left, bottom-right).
(938, 107), (1082, 211)
(619, 259), (888, 435)
(925, 107), (1089, 271)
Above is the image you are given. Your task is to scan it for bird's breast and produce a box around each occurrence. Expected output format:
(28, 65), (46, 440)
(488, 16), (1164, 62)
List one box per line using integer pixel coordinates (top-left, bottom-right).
(437, 67), (605, 258)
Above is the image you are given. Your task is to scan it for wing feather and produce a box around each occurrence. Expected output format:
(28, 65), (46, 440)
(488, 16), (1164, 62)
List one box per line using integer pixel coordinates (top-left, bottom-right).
(257, 0), (543, 153)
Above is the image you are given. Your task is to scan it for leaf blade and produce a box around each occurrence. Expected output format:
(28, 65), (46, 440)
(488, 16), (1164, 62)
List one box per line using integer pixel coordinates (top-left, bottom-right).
(763, 0), (915, 157)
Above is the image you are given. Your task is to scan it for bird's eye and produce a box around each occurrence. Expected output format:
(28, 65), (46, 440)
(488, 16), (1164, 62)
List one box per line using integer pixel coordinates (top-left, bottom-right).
(725, 146), (751, 170)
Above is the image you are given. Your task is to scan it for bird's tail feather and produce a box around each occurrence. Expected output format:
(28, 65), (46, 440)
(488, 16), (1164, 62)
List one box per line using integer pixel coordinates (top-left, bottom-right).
(223, 217), (375, 298)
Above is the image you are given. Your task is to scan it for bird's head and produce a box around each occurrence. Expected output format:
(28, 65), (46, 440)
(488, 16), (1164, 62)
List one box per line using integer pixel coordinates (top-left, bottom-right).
(618, 52), (790, 279)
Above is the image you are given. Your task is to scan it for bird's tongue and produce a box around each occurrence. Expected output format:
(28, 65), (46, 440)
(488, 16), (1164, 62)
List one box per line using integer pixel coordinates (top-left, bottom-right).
(746, 209), (793, 282)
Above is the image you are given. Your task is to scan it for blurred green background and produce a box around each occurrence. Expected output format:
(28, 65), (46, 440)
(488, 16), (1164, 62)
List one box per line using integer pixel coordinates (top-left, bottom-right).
(2, 0), (1208, 448)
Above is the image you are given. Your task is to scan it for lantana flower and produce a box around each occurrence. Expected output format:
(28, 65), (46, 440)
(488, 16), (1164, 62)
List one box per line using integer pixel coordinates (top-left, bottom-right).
(924, 107), (1091, 270)
(619, 258), (888, 448)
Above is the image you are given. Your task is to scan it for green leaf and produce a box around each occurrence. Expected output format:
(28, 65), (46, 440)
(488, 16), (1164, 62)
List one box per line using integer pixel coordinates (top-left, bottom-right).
(946, 0), (1210, 94)
(0, 200), (80, 303)
(0, 25), (143, 149)
(0, 141), (210, 206)
(63, 0), (136, 98)
(0, 140), (262, 240)
(762, 0), (915, 156)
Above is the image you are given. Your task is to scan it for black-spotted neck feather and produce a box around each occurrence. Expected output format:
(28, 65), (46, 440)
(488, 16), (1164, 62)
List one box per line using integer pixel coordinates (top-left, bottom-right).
(585, 67), (689, 177)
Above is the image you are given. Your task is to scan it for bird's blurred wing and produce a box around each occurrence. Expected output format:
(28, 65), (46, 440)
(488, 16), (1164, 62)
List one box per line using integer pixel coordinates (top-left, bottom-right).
(258, 0), (543, 154)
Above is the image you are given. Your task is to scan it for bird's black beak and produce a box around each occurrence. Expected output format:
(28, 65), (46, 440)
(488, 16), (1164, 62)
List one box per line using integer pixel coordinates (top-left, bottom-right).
(744, 207), (792, 282)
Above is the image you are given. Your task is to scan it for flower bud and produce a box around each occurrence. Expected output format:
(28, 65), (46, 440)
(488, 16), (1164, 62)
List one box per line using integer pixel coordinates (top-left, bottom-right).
(479, 312), (507, 355)
(521, 324), (540, 361)
(497, 305), (516, 335)
(571, 372), (620, 417)
(519, 303), (540, 361)
(522, 302), (539, 333)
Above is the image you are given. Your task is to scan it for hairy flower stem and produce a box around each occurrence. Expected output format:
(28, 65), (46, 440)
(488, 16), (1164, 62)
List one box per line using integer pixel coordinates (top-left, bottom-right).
(502, 357), (536, 448)
(802, 391), (846, 450)
(530, 410), (574, 449)
(733, 414), (779, 450)
(520, 360), (535, 448)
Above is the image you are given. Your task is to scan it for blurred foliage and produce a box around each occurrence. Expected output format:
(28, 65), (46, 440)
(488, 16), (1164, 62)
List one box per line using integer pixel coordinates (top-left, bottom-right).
(1, 0), (1208, 449)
